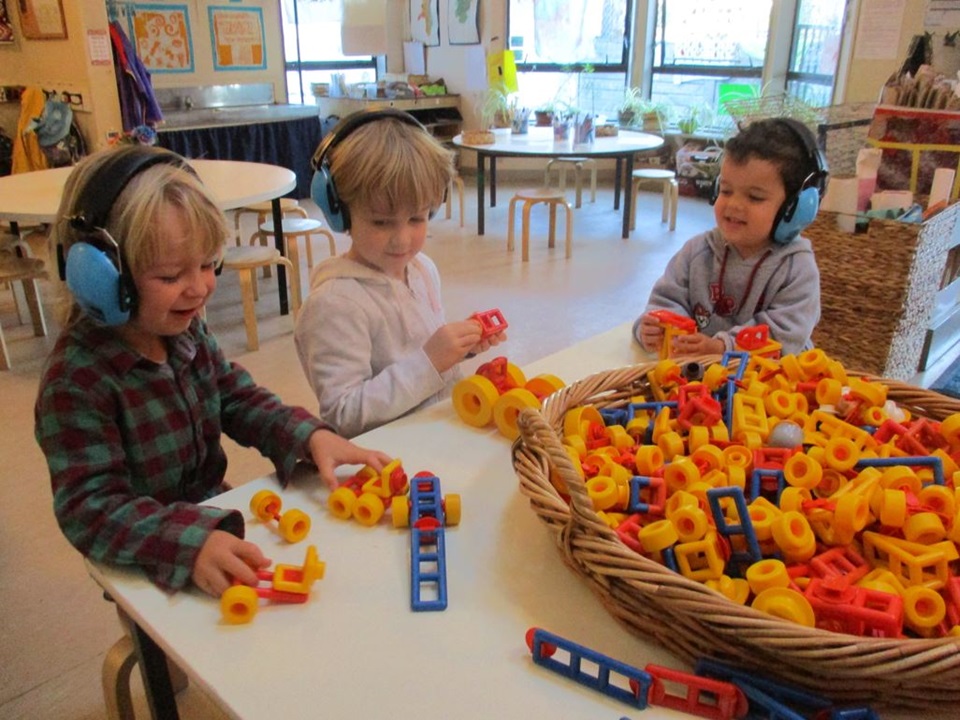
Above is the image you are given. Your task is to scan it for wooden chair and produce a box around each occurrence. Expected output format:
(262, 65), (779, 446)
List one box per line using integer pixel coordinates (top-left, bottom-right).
(220, 245), (301, 351)
(444, 175), (465, 227)
(0, 248), (48, 371)
(507, 188), (574, 262)
(252, 217), (336, 274)
(543, 157), (597, 208)
(232, 198), (304, 246)
(630, 168), (679, 232)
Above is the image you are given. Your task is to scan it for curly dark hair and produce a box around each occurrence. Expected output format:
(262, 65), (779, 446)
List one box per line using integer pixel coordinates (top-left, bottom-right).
(723, 118), (821, 198)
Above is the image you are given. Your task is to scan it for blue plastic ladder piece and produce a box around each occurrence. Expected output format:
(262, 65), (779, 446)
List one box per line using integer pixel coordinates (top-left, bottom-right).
(749, 468), (786, 503)
(410, 475), (443, 523)
(705, 486), (762, 574)
(694, 657), (833, 713)
(411, 521), (447, 611)
(529, 628), (651, 709)
(855, 455), (945, 486)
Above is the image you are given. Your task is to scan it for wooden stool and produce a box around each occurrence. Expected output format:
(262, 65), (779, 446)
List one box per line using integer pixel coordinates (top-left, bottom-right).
(444, 175), (465, 227)
(0, 252), (47, 371)
(507, 188), (574, 262)
(233, 198), (304, 245)
(630, 168), (679, 232)
(220, 245), (301, 351)
(544, 157), (597, 208)
(252, 217), (336, 276)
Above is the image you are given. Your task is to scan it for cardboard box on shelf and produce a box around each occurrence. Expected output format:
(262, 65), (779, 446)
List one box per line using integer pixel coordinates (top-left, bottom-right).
(675, 140), (722, 198)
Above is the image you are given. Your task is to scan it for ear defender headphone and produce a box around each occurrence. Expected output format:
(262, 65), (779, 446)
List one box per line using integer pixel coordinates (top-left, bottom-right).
(710, 118), (829, 244)
(310, 108), (432, 233)
(56, 147), (195, 326)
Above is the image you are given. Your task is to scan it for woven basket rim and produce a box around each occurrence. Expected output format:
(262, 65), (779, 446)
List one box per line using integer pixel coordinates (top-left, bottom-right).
(513, 356), (960, 709)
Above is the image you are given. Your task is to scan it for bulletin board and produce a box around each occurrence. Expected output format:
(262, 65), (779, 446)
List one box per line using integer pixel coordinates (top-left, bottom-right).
(208, 6), (266, 71)
(132, 4), (194, 73)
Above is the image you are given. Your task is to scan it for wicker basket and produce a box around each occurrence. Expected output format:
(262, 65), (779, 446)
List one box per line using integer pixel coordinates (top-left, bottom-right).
(807, 202), (960, 381)
(513, 359), (960, 710)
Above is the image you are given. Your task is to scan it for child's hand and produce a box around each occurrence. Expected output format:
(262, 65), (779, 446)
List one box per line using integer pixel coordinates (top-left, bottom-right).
(193, 530), (270, 597)
(423, 320), (483, 373)
(670, 332), (725, 357)
(638, 313), (665, 353)
(468, 328), (507, 357)
(307, 429), (393, 490)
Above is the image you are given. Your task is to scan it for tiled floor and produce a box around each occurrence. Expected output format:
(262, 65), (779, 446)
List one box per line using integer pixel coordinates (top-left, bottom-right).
(0, 181), (714, 719)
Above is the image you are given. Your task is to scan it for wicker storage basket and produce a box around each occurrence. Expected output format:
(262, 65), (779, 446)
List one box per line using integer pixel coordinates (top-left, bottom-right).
(807, 202), (960, 381)
(514, 359), (960, 710)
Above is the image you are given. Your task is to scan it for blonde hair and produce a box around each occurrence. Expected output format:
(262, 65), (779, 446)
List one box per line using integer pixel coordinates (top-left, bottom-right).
(328, 117), (455, 216)
(51, 146), (228, 325)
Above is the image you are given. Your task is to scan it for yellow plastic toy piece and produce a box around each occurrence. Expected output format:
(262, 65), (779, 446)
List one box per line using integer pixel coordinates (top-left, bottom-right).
(452, 375), (500, 427)
(857, 568), (906, 596)
(635, 445), (665, 475)
(273, 545), (326, 594)
(797, 348), (828, 378)
(706, 575), (751, 605)
(626, 416), (651, 442)
(663, 457), (702, 494)
(777, 486), (811, 514)
(823, 436), (859, 472)
(586, 475), (621, 511)
(847, 377), (887, 408)
(524, 373), (565, 399)
(746, 558), (791, 595)
(940, 413), (960, 447)
(686, 425), (711, 453)
(493, 387), (540, 440)
(751, 587), (816, 627)
(638, 519), (679, 555)
(902, 585), (947, 636)
(710, 423), (730, 443)
(391, 495), (409, 527)
(778, 353), (803, 382)
(444, 494), (462, 526)
(931, 450), (960, 484)
(876, 488), (907, 528)
(670, 505), (709, 542)
(658, 431), (685, 460)
(360, 459), (407, 497)
(783, 452), (823, 490)
(879, 466), (922, 494)
(352, 493), (385, 526)
(764, 390), (799, 419)
(606, 424), (634, 450)
(804, 410), (873, 451)
(650, 405), (675, 444)
(563, 435), (587, 460)
(721, 445), (753, 473)
(862, 531), (959, 590)
(250, 490), (311, 543)
(691, 444), (724, 473)
(221, 585), (259, 625)
(673, 533), (725, 582)
(832, 493), (871, 546)
(748, 497), (782, 542)
(814, 378), (842, 407)
(328, 487), (357, 520)
(563, 405), (605, 440)
(702, 363), (728, 391)
(597, 510), (627, 529)
(771, 511), (816, 563)
(665, 490), (700, 518)
(903, 512), (947, 544)
(732, 394), (769, 442)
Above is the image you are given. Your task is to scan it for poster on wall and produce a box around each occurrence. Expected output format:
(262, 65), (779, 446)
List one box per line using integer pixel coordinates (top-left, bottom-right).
(448, 0), (479, 45)
(0, 0), (13, 43)
(132, 4), (194, 73)
(18, 0), (67, 40)
(209, 6), (266, 71)
(409, 0), (439, 47)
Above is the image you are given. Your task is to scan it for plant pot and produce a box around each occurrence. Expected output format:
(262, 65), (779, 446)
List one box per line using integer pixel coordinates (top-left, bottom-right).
(535, 111), (554, 127)
(617, 110), (636, 127)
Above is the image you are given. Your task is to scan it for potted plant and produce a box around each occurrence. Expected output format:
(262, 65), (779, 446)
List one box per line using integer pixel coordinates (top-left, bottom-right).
(534, 101), (555, 127)
(618, 87), (644, 127)
(480, 88), (515, 132)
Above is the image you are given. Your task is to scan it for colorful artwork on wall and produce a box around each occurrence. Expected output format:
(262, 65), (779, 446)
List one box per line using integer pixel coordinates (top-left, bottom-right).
(209, 6), (266, 71)
(410, 0), (439, 47)
(131, 4), (194, 73)
(0, 0), (12, 43)
(448, 0), (479, 45)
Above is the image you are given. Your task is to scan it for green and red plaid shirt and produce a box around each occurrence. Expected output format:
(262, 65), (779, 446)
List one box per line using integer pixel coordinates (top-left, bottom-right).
(35, 316), (324, 592)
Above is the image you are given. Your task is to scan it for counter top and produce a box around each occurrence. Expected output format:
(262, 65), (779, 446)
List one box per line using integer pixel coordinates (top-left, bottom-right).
(157, 104), (318, 131)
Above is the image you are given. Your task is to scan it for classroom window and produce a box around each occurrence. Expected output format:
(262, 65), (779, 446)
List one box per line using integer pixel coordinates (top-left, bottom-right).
(280, 0), (377, 105)
(507, 0), (633, 120)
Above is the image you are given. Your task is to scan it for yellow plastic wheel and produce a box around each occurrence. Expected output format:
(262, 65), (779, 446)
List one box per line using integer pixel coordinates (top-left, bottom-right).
(250, 489), (281, 522)
(751, 587), (815, 627)
(452, 375), (500, 427)
(301, 545), (326, 586)
(221, 585), (259, 625)
(444, 494), (462, 526)
(278, 508), (311, 543)
(563, 405), (605, 440)
(328, 487), (357, 520)
(505, 362), (527, 388)
(524, 374), (565, 399)
(353, 493), (385, 526)
(391, 496), (410, 528)
(493, 388), (541, 440)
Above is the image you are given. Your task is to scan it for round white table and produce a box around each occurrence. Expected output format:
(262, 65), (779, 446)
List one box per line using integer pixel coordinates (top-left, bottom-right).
(0, 159), (298, 314)
(453, 128), (664, 239)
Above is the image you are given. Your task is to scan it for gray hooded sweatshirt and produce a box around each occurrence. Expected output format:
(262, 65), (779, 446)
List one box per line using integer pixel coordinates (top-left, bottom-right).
(294, 253), (459, 439)
(633, 228), (820, 355)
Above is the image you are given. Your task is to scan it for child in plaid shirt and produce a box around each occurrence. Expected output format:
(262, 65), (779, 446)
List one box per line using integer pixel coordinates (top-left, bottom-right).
(35, 146), (390, 597)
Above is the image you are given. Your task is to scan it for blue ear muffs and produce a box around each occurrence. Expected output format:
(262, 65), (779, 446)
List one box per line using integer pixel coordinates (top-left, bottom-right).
(61, 236), (133, 326)
(772, 184), (820, 244)
(56, 146), (196, 326)
(310, 108), (429, 232)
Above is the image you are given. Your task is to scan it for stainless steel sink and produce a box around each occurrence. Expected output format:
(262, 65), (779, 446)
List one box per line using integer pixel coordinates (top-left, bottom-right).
(158, 104), (318, 131)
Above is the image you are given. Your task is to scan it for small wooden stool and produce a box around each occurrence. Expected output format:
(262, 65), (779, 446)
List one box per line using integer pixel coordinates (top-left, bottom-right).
(544, 157), (597, 208)
(444, 175), (465, 227)
(0, 251), (47, 371)
(507, 188), (574, 262)
(252, 217), (337, 276)
(630, 168), (679, 232)
(220, 245), (301, 351)
(233, 198), (304, 245)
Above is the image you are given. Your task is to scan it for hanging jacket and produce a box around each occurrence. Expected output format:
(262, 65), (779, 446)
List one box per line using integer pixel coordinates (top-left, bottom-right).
(109, 20), (163, 131)
(12, 87), (48, 173)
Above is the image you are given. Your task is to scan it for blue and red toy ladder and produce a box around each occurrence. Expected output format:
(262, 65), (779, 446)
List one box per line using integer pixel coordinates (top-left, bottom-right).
(409, 474), (448, 611)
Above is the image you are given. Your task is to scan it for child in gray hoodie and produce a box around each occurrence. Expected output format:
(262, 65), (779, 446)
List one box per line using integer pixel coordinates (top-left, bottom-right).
(635, 118), (828, 358)
(296, 110), (505, 438)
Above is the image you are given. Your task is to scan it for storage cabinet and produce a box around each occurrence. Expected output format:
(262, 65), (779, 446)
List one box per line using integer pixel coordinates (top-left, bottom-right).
(315, 95), (462, 142)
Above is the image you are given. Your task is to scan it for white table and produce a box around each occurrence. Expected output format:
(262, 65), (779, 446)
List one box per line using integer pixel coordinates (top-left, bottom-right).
(453, 128), (664, 239)
(0, 159), (298, 315)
